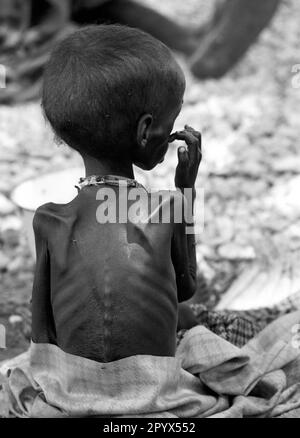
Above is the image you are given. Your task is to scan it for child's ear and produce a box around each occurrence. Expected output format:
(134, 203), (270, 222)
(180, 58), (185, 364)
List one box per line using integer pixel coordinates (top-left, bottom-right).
(136, 114), (153, 149)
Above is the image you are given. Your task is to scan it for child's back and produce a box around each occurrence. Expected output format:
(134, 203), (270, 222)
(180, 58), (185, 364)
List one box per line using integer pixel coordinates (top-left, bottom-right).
(32, 185), (179, 362)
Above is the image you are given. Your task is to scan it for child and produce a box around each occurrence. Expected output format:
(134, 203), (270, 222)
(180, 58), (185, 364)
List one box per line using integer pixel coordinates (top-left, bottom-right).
(33, 24), (201, 363)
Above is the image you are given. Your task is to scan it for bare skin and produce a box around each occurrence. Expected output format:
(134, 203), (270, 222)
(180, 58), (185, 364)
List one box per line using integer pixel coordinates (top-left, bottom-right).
(82, 120), (202, 335)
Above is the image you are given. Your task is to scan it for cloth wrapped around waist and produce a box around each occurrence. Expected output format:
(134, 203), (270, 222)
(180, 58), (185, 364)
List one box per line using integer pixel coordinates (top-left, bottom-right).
(1, 312), (300, 418)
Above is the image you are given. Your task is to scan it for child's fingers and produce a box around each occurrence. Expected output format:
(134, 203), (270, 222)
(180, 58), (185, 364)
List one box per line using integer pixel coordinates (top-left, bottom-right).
(184, 126), (202, 159)
(185, 125), (201, 140)
(177, 146), (189, 168)
(173, 131), (199, 164)
(168, 133), (178, 143)
(169, 128), (201, 146)
(184, 125), (202, 141)
(169, 129), (202, 168)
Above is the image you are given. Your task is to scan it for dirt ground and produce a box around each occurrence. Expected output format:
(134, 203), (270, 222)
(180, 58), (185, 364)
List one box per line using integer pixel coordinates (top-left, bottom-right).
(0, 0), (300, 361)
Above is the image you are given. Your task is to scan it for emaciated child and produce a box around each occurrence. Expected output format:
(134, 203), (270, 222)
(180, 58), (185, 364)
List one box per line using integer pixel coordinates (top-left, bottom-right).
(33, 24), (201, 362)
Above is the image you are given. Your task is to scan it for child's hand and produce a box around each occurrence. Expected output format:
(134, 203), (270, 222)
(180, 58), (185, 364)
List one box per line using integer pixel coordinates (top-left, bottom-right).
(169, 125), (202, 191)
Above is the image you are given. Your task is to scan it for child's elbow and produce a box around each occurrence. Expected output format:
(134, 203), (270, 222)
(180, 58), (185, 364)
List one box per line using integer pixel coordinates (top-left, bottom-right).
(186, 279), (197, 301)
(178, 277), (197, 302)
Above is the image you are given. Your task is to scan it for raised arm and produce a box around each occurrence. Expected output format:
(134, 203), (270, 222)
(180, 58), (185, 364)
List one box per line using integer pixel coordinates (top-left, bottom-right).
(170, 126), (202, 303)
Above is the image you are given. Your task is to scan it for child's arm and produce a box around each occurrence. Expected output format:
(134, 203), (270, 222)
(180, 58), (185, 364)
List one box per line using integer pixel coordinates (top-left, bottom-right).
(171, 215), (197, 303)
(170, 127), (202, 303)
(31, 206), (56, 343)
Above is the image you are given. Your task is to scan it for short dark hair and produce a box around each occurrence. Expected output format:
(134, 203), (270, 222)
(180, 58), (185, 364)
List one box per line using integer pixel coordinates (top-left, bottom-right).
(42, 25), (185, 161)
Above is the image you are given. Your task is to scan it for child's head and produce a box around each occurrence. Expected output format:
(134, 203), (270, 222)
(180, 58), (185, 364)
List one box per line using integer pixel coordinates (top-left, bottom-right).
(42, 24), (185, 170)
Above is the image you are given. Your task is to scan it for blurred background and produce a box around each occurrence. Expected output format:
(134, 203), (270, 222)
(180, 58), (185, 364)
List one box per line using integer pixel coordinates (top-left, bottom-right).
(0, 0), (300, 359)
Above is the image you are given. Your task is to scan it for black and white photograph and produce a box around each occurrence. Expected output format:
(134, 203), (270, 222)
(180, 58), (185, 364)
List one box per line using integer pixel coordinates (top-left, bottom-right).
(0, 0), (300, 421)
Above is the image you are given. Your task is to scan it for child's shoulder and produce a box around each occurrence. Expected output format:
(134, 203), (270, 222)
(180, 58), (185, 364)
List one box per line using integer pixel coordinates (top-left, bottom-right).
(34, 201), (62, 219)
(33, 201), (70, 234)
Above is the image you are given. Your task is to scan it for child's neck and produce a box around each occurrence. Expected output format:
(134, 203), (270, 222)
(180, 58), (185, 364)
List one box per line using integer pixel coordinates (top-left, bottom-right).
(83, 155), (135, 180)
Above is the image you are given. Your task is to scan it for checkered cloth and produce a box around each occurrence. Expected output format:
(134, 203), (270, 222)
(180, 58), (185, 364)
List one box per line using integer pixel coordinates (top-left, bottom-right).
(1, 311), (300, 418)
(179, 291), (300, 348)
